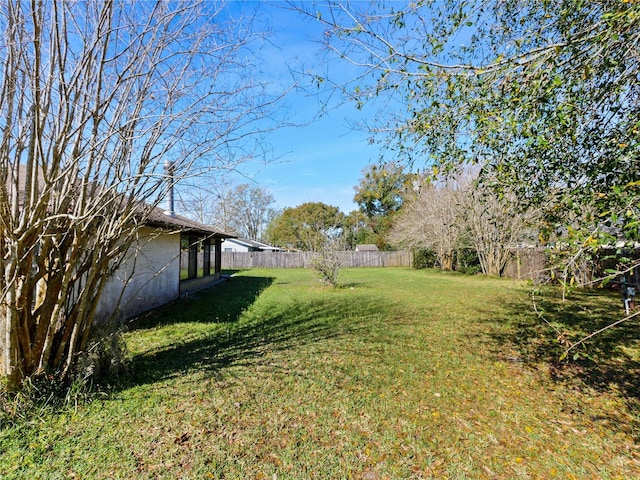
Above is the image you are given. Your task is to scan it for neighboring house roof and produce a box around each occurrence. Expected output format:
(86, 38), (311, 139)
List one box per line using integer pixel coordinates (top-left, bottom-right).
(223, 237), (281, 251)
(355, 244), (379, 251)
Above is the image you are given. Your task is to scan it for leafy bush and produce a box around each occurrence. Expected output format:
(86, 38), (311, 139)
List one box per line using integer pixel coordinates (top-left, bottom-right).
(412, 249), (437, 269)
(456, 248), (481, 275)
(457, 264), (482, 275)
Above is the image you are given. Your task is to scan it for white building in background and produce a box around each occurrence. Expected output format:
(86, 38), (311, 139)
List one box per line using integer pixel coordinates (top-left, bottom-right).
(222, 237), (281, 253)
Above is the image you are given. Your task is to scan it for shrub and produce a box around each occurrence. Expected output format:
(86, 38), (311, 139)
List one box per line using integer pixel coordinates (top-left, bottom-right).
(75, 327), (128, 384)
(412, 249), (437, 269)
(310, 240), (344, 287)
(310, 251), (342, 287)
(456, 248), (481, 275)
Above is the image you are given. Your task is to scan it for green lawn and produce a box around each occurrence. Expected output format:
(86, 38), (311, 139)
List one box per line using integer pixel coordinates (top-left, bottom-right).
(1, 268), (639, 479)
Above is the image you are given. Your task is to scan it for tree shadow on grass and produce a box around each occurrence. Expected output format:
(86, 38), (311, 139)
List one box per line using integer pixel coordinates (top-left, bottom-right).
(477, 287), (640, 437)
(118, 275), (390, 389)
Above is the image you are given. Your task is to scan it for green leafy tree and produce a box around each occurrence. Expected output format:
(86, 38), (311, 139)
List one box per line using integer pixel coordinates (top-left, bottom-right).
(265, 202), (344, 251)
(301, 0), (640, 279)
(343, 210), (376, 250)
(353, 162), (415, 248)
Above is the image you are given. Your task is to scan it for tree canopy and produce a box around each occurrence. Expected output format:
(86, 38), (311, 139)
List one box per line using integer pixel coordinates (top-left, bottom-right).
(353, 162), (414, 248)
(266, 202), (344, 251)
(354, 163), (411, 220)
(301, 0), (639, 274)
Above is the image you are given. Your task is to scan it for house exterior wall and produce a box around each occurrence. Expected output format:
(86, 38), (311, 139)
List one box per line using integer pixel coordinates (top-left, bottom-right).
(95, 227), (180, 324)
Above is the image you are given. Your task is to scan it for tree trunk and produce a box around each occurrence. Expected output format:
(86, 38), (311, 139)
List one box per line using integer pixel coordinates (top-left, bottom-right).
(0, 0), (287, 390)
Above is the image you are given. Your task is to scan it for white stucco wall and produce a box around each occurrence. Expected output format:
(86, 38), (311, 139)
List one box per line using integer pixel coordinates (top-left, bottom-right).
(95, 227), (180, 324)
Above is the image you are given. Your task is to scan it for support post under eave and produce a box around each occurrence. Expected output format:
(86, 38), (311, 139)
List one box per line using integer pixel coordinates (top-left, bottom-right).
(215, 238), (222, 275)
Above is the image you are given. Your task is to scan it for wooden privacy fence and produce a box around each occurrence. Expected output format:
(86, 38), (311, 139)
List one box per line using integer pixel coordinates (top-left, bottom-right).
(221, 251), (413, 269)
(503, 248), (548, 281)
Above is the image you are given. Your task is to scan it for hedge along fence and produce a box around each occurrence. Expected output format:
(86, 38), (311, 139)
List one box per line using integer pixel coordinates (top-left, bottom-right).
(221, 251), (414, 269)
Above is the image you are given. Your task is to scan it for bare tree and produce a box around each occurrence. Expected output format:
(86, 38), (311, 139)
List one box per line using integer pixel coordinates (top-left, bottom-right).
(310, 237), (345, 288)
(462, 185), (539, 277)
(389, 180), (464, 271)
(176, 180), (236, 229)
(178, 182), (275, 240)
(226, 183), (276, 240)
(0, 0), (287, 389)
(390, 172), (538, 275)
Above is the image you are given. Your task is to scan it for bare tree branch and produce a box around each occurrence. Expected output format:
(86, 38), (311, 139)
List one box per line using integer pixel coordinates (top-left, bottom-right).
(0, 0), (290, 388)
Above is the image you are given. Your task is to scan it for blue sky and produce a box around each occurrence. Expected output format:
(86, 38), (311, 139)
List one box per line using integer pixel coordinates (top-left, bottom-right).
(256, 115), (378, 214)
(228, 2), (383, 214)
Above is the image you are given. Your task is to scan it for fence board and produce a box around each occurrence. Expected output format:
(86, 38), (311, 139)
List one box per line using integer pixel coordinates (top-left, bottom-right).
(502, 248), (548, 281)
